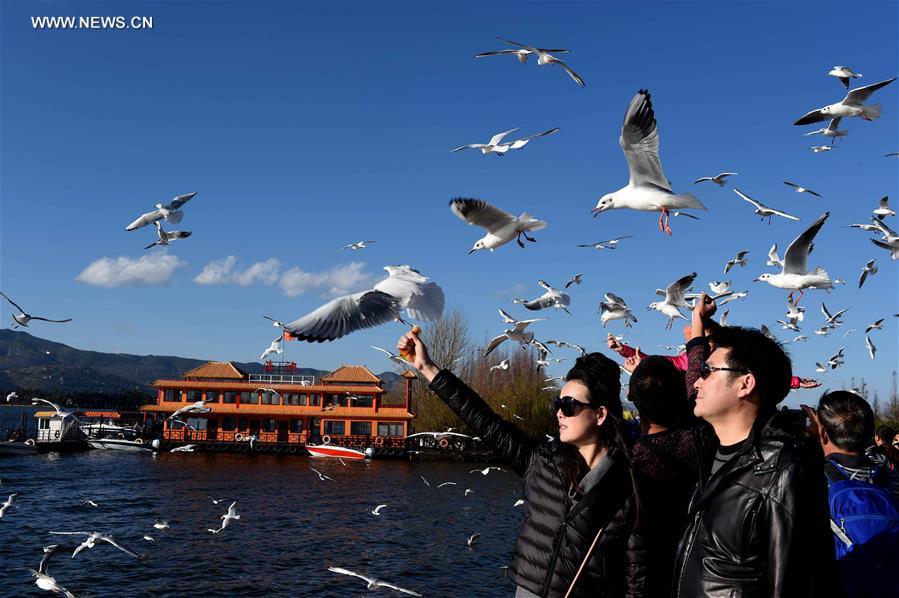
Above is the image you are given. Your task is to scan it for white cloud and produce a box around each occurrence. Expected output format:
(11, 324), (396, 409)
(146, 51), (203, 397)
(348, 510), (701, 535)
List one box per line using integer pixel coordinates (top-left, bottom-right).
(279, 262), (375, 298)
(233, 258), (281, 287)
(76, 254), (187, 288)
(193, 255), (237, 284)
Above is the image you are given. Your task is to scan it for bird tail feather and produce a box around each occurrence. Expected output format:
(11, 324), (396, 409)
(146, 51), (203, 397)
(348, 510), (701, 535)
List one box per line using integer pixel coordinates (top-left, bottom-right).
(862, 104), (882, 120)
(518, 213), (547, 231)
(671, 193), (707, 211)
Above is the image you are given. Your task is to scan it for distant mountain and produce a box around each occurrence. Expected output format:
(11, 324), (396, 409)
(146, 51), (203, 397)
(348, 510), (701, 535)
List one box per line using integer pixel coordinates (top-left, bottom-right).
(0, 330), (407, 397)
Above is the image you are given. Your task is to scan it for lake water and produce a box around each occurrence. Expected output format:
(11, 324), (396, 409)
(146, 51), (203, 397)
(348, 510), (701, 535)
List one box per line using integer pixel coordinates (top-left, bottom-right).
(0, 407), (522, 597)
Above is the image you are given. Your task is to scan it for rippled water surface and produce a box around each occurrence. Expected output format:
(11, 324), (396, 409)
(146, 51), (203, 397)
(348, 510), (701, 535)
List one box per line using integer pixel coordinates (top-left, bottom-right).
(0, 408), (522, 597)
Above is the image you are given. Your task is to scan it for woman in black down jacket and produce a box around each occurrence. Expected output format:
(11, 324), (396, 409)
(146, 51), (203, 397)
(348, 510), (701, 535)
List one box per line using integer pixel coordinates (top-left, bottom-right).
(397, 331), (646, 598)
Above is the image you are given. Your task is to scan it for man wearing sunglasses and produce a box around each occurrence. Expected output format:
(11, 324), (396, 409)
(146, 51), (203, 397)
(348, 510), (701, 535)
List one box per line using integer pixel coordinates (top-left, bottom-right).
(672, 320), (834, 598)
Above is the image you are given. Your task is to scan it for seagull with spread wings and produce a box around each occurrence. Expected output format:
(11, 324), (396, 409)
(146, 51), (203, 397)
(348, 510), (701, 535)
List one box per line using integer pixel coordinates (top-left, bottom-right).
(496, 37), (585, 87)
(513, 281), (571, 314)
(592, 90), (706, 235)
(484, 319), (544, 357)
(125, 192), (197, 231)
(0, 292), (71, 328)
(794, 77), (896, 125)
(754, 213), (832, 304)
(450, 127), (520, 155)
(827, 66), (863, 88)
(144, 221), (191, 250)
(802, 118), (848, 145)
(694, 172), (737, 187)
(450, 197), (546, 253)
(475, 45), (570, 63)
(783, 182), (822, 197)
(327, 567), (422, 596)
(734, 189), (799, 224)
(648, 272), (697, 329)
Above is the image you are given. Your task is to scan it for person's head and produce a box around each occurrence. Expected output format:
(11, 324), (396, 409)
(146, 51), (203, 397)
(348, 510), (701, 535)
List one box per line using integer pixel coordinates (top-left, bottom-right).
(816, 391), (874, 455)
(556, 352), (623, 448)
(875, 425), (896, 447)
(693, 326), (792, 424)
(681, 319), (721, 346)
(628, 356), (688, 430)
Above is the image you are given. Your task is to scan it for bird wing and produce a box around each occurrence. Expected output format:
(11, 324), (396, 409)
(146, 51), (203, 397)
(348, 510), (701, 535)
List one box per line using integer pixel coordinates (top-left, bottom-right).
(125, 209), (163, 231)
(487, 128), (521, 146)
(449, 198), (514, 233)
(605, 292), (627, 307)
(520, 293), (555, 310)
(693, 177), (713, 183)
(498, 308), (515, 322)
(166, 192), (197, 210)
(49, 531), (92, 536)
(26, 316), (72, 323)
(496, 37), (540, 52)
(450, 144), (487, 152)
(403, 282), (445, 322)
(553, 59), (585, 87)
(769, 208), (800, 220)
(794, 108), (826, 126)
(768, 244), (781, 264)
(284, 290), (400, 342)
(100, 536), (139, 558)
(859, 269), (869, 288)
(0, 292), (25, 313)
(783, 181), (800, 190)
(665, 272), (697, 305)
(377, 582), (423, 596)
(843, 77), (896, 106)
(821, 303), (834, 321)
(825, 118), (843, 132)
(619, 90), (670, 189)
(328, 567), (371, 584)
(783, 212), (829, 275)
(474, 49), (520, 57)
(520, 127), (561, 142)
(484, 335), (507, 357)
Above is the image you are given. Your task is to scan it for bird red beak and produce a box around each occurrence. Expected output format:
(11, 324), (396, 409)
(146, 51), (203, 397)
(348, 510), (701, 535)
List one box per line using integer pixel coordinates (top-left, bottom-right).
(591, 207), (602, 219)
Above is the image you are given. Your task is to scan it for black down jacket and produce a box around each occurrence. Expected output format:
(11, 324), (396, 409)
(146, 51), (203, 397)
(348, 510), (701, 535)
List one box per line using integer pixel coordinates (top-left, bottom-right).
(672, 410), (835, 598)
(429, 370), (646, 598)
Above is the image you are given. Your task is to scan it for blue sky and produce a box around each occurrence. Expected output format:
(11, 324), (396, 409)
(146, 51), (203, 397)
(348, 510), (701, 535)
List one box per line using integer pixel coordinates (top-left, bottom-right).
(1, 1), (897, 408)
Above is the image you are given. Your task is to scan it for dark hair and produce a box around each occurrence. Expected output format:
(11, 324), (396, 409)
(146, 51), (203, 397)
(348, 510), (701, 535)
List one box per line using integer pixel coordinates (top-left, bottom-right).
(876, 425), (896, 444)
(711, 326), (792, 406)
(817, 390), (874, 454)
(628, 356), (688, 428)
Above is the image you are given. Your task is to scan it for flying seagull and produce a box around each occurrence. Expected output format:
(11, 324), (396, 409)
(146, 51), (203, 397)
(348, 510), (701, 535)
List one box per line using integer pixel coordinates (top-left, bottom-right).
(865, 319), (884, 333)
(208, 501), (240, 534)
(694, 172), (737, 187)
(873, 196), (895, 220)
(564, 274), (583, 288)
(490, 359), (510, 372)
(310, 467), (335, 482)
(648, 272), (697, 329)
(576, 236), (633, 250)
(513, 280), (571, 314)
(272, 266), (444, 343)
(592, 90), (706, 235)
(724, 251), (750, 275)
(821, 303), (850, 327)
(500, 127), (560, 152)
(475, 45), (570, 63)
(767, 244), (783, 268)
(827, 66), (863, 88)
(754, 212), (832, 304)
(496, 37), (585, 87)
(450, 127), (520, 156)
(450, 197), (546, 252)
(260, 336), (283, 360)
(467, 532), (482, 547)
(49, 531), (140, 559)
(734, 189), (799, 224)
(0, 292), (71, 328)
(802, 118), (848, 145)
(341, 240), (376, 251)
(371, 504), (387, 516)
(484, 320), (544, 357)
(125, 192), (197, 231)
(783, 182), (822, 197)
(327, 567), (422, 596)
(600, 293), (637, 328)
(858, 259), (877, 288)
(865, 335), (876, 360)
(0, 493), (17, 519)
(144, 221), (191, 250)
(810, 146), (834, 153)
(794, 78), (897, 125)
(167, 398), (214, 420)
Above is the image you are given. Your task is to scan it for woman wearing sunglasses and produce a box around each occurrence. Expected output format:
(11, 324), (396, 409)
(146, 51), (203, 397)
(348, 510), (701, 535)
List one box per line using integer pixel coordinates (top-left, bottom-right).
(397, 331), (646, 598)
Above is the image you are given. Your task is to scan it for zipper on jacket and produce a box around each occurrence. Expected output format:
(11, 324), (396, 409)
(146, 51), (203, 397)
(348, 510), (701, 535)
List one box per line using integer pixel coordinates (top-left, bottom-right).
(674, 509), (702, 597)
(540, 521), (568, 597)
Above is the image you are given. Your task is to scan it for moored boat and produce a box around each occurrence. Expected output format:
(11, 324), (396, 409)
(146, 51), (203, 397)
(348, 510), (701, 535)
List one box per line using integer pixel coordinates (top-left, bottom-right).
(86, 437), (157, 453)
(306, 444), (371, 460)
(0, 440), (38, 456)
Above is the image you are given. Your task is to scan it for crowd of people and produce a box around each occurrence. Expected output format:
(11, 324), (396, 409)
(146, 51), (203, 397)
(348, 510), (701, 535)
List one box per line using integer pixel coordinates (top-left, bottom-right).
(396, 292), (899, 598)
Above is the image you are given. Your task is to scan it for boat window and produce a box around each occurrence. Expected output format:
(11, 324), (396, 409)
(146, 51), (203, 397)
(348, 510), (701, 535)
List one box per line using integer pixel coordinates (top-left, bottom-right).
(186, 417), (207, 430)
(351, 422), (371, 436)
(249, 420), (261, 434)
(263, 419), (276, 433)
(205, 390), (220, 403)
(309, 393), (321, 406)
(323, 420), (345, 435)
(290, 419), (303, 433)
(186, 390), (203, 403)
(163, 390), (180, 402)
(223, 392), (237, 404)
(261, 391), (280, 405)
(351, 394), (374, 407)
(240, 391), (258, 405)
(378, 422), (404, 437)
(221, 417), (236, 430)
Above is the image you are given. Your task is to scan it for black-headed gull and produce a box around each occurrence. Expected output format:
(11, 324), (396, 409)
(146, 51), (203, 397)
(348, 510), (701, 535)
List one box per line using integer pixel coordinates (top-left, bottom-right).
(783, 182), (822, 197)
(490, 359), (510, 372)
(484, 319), (544, 357)
(125, 192), (197, 231)
(858, 259), (877, 288)
(648, 272), (697, 329)
(794, 78), (896, 125)
(593, 90), (706, 235)
(275, 266), (444, 342)
(450, 197), (546, 252)
(564, 274), (583, 288)
(600, 293), (636, 328)
(576, 236), (633, 250)
(865, 335), (876, 360)
(723, 251), (749, 275)
(5, 391), (17, 402)
(865, 319), (884, 333)
(208, 501), (240, 534)
(0, 493), (17, 519)
(754, 213), (832, 303)
(450, 127), (520, 156)
(260, 336), (283, 360)
(827, 66), (863, 88)
(341, 240), (375, 250)
(49, 531), (140, 559)
(693, 172), (737, 187)
(513, 280), (570, 314)
(28, 545), (74, 598)
(470, 466), (505, 475)
(370, 345), (415, 369)
(311, 467), (335, 482)
(167, 398), (214, 420)
(496, 38), (584, 87)
(467, 532), (482, 547)
(0, 292), (71, 328)
(144, 221), (191, 250)
(873, 197), (894, 220)
(803, 118), (847, 145)
(327, 567), (422, 596)
(767, 244), (783, 268)
(475, 45), (570, 63)
(370, 504), (387, 516)
(500, 127), (560, 152)
(734, 189), (799, 224)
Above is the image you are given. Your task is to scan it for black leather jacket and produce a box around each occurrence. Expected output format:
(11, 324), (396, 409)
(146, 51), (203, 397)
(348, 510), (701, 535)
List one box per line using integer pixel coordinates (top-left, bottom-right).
(673, 410), (834, 598)
(429, 370), (646, 598)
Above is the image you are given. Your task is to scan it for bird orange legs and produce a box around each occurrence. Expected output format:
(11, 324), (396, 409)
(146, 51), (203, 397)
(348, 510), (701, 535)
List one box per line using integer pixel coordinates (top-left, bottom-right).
(788, 289), (805, 305)
(658, 208), (672, 235)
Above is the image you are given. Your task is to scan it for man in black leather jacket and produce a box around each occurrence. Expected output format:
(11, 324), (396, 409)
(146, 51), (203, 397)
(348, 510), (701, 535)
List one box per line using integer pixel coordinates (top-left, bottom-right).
(673, 323), (834, 598)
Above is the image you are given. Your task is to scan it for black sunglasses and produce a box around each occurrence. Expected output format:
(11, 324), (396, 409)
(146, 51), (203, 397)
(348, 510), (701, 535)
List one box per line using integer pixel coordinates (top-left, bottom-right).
(699, 362), (747, 379)
(551, 396), (594, 417)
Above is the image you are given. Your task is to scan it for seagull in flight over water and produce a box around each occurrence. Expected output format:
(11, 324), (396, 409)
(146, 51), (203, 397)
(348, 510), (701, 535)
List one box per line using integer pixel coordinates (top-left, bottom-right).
(49, 531), (140, 559)
(327, 567), (422, 596)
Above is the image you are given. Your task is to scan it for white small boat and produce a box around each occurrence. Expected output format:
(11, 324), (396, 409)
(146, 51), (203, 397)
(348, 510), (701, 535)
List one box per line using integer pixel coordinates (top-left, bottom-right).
(306, 444), (371, 460)
(0, 440), (38, 456)
(86, 437), (156, 453)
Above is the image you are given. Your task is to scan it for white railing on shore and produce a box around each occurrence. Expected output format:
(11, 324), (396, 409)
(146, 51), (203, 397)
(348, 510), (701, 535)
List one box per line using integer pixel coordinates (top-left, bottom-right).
(249, 374), (316, 385)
